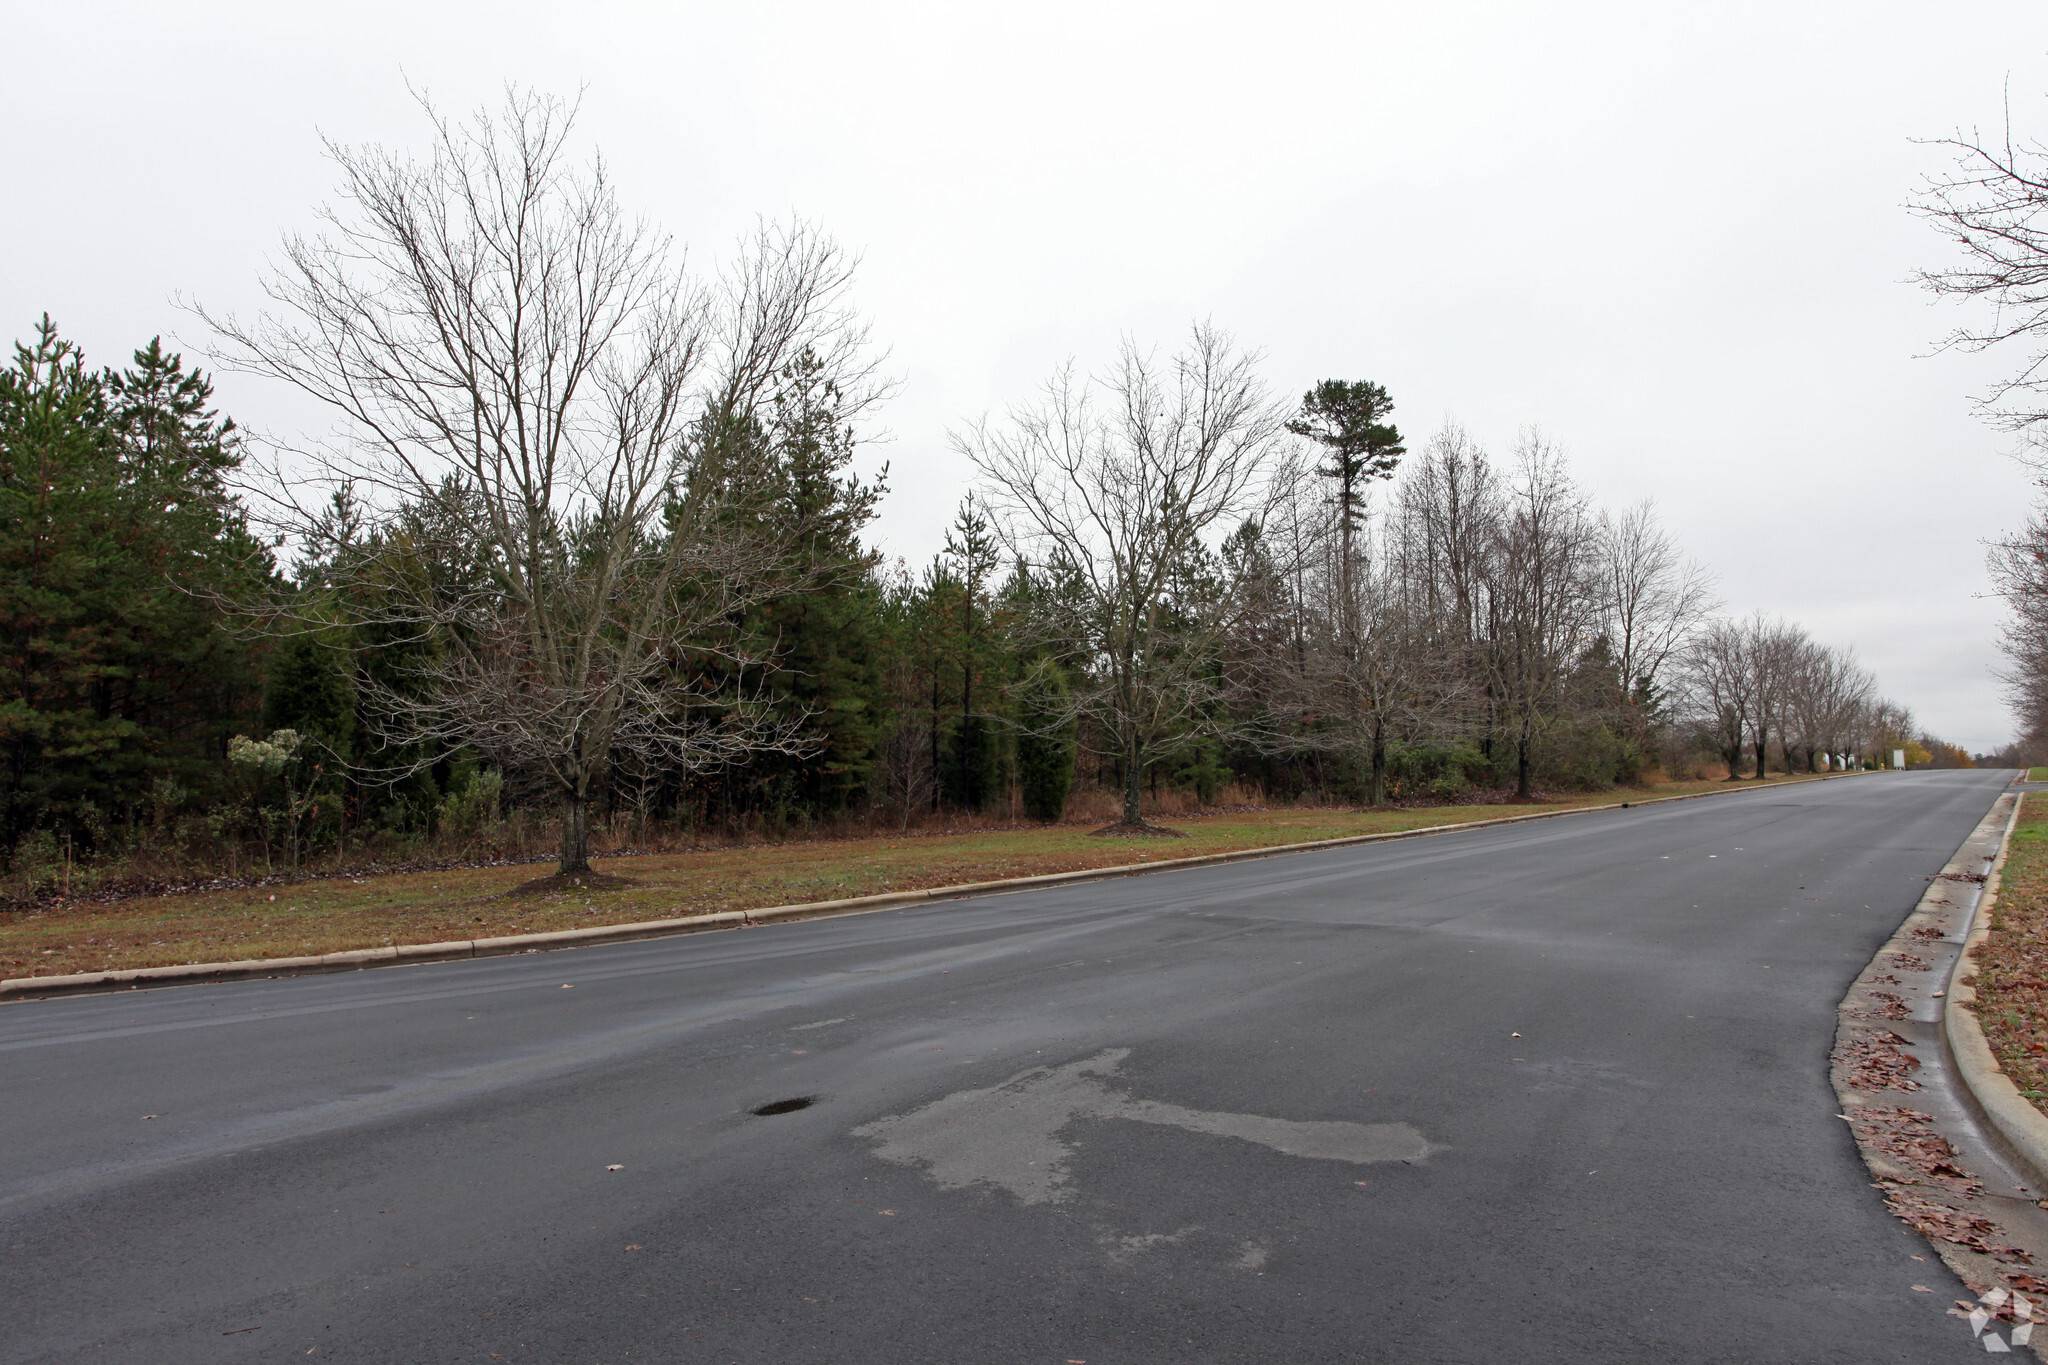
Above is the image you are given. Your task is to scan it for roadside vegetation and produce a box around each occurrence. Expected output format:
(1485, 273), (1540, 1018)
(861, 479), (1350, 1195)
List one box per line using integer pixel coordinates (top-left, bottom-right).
(0, 775), (1842, 981)
(4, 88), (1976, 920)
(1973, 794), (2048, 1111)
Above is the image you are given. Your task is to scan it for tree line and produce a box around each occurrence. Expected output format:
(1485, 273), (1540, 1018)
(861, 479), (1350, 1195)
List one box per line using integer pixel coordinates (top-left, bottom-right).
(0, 92), (1958, 890)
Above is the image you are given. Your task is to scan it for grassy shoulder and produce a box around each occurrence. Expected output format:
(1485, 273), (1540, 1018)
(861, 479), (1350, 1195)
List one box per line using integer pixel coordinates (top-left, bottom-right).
(2032, 767), (2048, 782)
(1975, 792), (2048, 1110)
(0, 775), (1835, 981)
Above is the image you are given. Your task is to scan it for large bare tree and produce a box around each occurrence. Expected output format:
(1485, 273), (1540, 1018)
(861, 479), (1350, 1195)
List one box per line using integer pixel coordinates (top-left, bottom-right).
(1799, 640), (1876, 772)
(1735, 613), (1804, 781)
(1914, 102), (2048, 760)
(1989, 495), (2048, 760)
(1914, 109), (2048, 429)
(959, 325), (1287, 828)
(1395, 423), (1498, 650)
(1684, 618), (1752, 778)
(1596, 500), (1717, 715)
(1485, 432), (1601, 798)
(1240, 453), (1460, 806)
(202, 89), (883, 875)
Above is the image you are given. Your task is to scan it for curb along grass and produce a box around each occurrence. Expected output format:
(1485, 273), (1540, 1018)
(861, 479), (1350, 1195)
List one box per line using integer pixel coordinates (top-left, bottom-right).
(1944, 780), (2048, 1189)
(1, 769), (1875, 1003)
(1826, 775), (2048, 1340)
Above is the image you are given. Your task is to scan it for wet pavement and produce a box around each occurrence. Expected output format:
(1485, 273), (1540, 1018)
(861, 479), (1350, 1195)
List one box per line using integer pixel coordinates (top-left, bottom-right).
(0, 770), (2017, 1362)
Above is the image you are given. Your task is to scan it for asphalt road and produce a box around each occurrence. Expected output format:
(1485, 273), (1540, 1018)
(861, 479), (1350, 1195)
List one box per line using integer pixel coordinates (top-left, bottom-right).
(0, 770), (2017, 1363)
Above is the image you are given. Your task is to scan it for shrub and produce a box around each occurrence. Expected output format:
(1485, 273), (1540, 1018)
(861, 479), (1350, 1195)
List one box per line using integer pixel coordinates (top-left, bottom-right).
(1176, 740), (1231, 806)
(1387, 740), (1491, 801)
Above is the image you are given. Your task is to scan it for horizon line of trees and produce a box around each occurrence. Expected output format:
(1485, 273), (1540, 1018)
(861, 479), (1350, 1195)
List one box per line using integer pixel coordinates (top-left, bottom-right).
(0, 91), (1985, 890)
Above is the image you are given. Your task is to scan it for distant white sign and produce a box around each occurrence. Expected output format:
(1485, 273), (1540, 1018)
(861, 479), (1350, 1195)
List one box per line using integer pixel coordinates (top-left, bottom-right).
(1894, 749), (1907, 770)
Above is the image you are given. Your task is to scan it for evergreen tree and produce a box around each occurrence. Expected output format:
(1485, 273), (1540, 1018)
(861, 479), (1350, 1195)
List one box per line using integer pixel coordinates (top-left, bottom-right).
(1287, 380), (1404, 672)
(1015, 661), (1076, 822)
(1285, 380), (1405, 540)
(717, 350), (888, 817)
(0, 318), (267, 852)
(941, 499), (1004, 811)
(263, 635), (356, 785)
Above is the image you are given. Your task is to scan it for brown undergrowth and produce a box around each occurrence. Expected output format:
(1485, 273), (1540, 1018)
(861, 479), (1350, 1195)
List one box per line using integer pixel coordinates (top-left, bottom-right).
(0, 774), (1833, 982)
(1087, 819), (1189, 838)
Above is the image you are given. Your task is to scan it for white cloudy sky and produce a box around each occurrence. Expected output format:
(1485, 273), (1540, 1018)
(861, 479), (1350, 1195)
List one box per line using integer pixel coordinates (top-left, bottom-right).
(7, 1), (2046, 750)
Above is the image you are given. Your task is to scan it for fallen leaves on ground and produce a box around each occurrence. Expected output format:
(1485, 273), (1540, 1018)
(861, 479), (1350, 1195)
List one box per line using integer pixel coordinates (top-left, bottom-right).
(1878, 1183), (2028, 1261)
(1841, 1030), (1923, 1093)
(1851, 1105), (1981, 1195)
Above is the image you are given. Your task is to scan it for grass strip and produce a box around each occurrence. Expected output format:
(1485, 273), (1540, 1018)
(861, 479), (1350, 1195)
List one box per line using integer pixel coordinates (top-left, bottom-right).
(1973, 792), (2048, 1115)
(2, 776), (1828, 981)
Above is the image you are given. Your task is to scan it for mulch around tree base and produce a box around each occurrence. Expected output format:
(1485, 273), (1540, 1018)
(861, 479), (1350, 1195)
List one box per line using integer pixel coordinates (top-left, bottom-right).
(1087, 820), (1188, 839)
(502, 870), (641, 898)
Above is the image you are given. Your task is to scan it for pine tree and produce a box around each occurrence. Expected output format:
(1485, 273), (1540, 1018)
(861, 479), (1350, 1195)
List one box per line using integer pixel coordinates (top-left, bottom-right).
(720, 350), (888, 817)
(1015, 662), (1076, 822)
(0, 318), (267, 852)
(941, 499), (1003, 811)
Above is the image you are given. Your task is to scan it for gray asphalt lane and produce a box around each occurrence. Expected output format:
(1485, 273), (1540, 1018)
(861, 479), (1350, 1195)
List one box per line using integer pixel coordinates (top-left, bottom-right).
(0, 771), (2015, 1362)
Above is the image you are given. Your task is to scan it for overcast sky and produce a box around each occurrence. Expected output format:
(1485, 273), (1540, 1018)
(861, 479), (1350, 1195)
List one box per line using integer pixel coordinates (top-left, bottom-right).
(7, 1), (2046, 750)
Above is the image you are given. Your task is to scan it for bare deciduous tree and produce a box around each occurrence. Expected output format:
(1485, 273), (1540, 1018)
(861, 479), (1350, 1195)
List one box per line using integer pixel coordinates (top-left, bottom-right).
(1233, 465), (1451, 805)
(1914, 106), (2048, 758)
(1780, 637), (1875, 773)
(1914, 109), (2048, 429)
(1395, 423), (1497, 651)
(959, 325), (1287, 828)
(1685, 618), (1752, 778)
(1989, 495), (2048, 761)
(1596, 500), (1717, 712)
(1485, 432), (1602, 799)
(201, 89), (882, 875)
(1735, 613), (1804, 781)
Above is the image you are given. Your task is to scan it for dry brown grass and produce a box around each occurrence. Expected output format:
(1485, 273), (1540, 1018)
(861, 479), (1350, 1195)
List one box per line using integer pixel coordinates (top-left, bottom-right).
(0, 774), (1828, 981)
(1973, 793), (2048, 1110)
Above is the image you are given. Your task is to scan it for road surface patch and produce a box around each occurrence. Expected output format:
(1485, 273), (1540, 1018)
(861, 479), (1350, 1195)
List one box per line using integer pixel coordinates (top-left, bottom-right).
(851, 1047), (1436, 1205)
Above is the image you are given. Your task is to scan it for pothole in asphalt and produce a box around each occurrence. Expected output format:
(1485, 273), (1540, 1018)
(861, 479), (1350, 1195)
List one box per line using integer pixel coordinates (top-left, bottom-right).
(752, 1097), (816, 1116)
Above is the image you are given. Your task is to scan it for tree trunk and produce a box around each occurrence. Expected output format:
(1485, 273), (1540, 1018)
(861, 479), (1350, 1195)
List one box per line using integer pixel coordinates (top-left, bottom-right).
(960, 662), (972, 811)
(1369, 720), (1388, 807)
(559, 787), (591, 875)
(1516, 719), (1534, 800)
(930, 671), (942, 812)
(960, 598), (974, 811)
(1123, 729), (1144, 825)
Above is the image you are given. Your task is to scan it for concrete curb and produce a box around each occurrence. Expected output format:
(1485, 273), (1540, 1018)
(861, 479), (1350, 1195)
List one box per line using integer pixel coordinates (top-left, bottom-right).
(1, 769), (1874, 1003)
(1944, 784), (2048, 1190)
